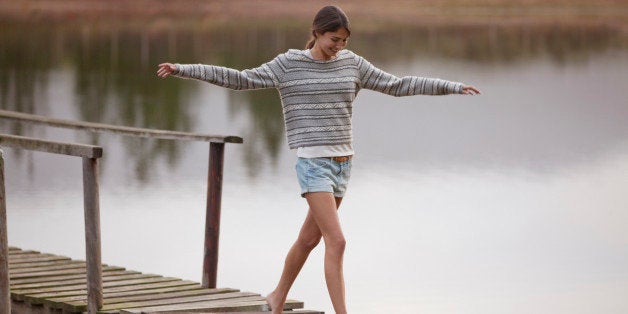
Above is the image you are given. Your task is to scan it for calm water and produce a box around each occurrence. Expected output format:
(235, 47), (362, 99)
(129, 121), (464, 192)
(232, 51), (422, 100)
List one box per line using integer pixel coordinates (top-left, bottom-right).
(2, 20), (628, 314)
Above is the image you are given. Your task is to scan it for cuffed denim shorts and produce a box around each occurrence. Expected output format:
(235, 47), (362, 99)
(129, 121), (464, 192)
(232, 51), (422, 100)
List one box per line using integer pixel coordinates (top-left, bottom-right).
(296, 157), (352, 198)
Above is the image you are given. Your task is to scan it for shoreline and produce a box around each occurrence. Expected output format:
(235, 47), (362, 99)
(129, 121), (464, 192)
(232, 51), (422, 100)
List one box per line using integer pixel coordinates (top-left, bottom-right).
(1, 0), (626, 29)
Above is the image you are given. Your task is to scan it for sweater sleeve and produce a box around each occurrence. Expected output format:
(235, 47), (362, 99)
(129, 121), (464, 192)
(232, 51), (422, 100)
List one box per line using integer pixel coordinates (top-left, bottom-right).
(356, 55), (463, 96)
(173, 56), (281, 90)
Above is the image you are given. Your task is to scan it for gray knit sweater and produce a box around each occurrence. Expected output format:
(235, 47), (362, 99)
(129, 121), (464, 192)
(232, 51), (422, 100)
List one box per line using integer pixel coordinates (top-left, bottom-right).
(174, 49), (464, 149)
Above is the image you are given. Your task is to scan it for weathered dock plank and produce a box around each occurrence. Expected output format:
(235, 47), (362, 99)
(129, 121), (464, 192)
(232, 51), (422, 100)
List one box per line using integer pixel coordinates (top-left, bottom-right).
(8, 249), (40, 255)
(102, 281), (202, 294)
(51, 287), (235, 307)
(154, 311), (324, 314)
(9, 260), (87, 274)
(58, 290), (249, 312)
(10, 265), (126, 280)
(12, 273), (163, 290)
(14, 278), (196, 306)
(13, 276), (183, 295)
(8, 247), (320, 313)
(9, 259), (86, 270)
(9, 253), (71, 264)
(101, 285), (218, 300)
(101, 288), (238, 306)
(99, 291), (261, 312)
(117, 299), (304, 314)
(14, 277), (180, 301)
(36, 283), (210, 306)
(10, 270), (142, 285)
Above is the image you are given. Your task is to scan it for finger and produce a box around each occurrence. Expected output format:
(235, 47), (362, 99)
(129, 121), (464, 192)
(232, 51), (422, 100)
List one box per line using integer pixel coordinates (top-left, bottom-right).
(158, 66), (172, 76)
(157, 69), (170, 78)
(463, 86), (481, 95)
(159, 63), (175, 72)
(469, 86), (481, 94)
(158, 66), (175, 76)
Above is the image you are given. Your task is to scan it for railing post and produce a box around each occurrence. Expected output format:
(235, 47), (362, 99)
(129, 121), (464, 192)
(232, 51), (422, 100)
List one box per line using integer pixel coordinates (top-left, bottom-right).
(0, 149), (11, 314)
(82, 157), (103, 313)
(203, 142), (225, 288)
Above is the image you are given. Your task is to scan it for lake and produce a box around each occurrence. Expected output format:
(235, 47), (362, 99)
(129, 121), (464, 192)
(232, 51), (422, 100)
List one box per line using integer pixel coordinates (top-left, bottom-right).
(1, 17), (628, 314)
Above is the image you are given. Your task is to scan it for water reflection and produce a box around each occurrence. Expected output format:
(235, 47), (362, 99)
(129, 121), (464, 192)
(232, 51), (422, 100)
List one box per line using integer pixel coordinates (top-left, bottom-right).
(230, 89), (285, 176)
(0, 21), (626, 179)
(2, 17), (628, 314)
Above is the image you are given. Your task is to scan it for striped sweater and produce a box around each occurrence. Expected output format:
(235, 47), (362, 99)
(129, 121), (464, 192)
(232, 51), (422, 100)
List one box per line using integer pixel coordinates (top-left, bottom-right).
(174, 49), (464, 149)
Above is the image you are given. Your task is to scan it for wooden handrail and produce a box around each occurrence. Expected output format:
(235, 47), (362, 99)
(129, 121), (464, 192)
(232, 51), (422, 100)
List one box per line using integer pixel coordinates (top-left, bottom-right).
(0, 135), (104, 313)
(1, 109), (239, 292)
(0, 134), (103, 158)
(0, 109), (243, 144)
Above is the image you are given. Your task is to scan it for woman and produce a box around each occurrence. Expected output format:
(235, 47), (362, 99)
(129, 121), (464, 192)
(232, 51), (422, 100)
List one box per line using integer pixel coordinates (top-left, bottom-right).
(157, 5), (480, 314)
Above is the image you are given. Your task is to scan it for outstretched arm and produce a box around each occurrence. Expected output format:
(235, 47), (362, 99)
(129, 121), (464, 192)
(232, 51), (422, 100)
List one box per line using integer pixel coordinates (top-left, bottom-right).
(357, 56), (480, 96)
(156, 59), (280, 90)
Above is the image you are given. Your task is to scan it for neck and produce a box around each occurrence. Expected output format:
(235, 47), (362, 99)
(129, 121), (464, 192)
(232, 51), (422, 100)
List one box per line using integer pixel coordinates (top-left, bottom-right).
(310, 45), (334, 61)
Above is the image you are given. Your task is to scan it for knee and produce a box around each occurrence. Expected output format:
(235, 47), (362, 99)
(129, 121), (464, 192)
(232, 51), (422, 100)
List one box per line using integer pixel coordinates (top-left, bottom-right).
(325, 236), (346, 255)
(297, 234), (322, 252)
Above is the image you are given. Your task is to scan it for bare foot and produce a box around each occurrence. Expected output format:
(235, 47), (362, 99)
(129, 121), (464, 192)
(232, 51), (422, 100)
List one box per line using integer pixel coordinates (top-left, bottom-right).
(266, 290), (286, 314)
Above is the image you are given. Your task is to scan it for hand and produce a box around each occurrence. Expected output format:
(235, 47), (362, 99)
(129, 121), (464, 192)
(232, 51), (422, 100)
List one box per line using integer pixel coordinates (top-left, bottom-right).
(157, 63), (177, 78)
(461, 85), (481, 95)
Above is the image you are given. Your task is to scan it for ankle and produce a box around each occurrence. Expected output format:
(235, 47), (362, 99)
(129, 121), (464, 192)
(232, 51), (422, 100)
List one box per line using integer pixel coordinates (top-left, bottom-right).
(266, 291), (287, 313)
(268, 290), (286, 301)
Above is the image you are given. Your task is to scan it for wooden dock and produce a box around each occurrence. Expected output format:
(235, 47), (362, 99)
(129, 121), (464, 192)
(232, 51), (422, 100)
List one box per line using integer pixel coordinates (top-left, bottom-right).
(0, 112), (323, 314)
(8, 247), (322, 314)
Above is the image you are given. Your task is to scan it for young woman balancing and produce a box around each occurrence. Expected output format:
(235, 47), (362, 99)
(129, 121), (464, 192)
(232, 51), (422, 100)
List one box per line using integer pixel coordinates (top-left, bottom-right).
(157, 5), (480, 314)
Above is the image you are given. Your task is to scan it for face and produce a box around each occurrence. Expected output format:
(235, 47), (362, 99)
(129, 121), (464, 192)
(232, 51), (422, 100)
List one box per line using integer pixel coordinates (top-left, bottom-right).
(313, 27), (350, 60)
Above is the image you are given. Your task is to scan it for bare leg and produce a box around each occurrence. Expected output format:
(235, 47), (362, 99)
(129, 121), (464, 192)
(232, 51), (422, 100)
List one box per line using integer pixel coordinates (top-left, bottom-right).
(267, 196), (343, 314)
(305, 193), (348, 314)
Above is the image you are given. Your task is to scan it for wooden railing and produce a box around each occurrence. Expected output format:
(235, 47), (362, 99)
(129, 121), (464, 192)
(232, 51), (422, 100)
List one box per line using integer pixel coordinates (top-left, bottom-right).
(0, 110), (243, 313)
(0, 134), (104, 314)
(0, 109), (243, 144)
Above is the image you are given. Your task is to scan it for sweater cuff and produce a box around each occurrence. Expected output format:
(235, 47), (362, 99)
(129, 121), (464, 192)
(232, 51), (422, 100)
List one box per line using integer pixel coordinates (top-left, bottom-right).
(455, 82), (464, 94)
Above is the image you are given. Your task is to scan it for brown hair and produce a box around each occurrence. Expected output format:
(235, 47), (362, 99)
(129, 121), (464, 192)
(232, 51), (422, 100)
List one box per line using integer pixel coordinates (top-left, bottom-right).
(305, 6), (351, 49)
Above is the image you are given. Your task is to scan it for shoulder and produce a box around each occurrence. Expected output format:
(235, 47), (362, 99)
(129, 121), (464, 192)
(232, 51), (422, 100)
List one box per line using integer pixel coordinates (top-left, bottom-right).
(283, 49), (309, 61)
(341, 49), (362, 60)
(260, 50), (302, 64)
(341, 50), (373, 71)
(340, 49), (368, 66)
(286, 48), (306, 55)
(340, 49), (358, 58)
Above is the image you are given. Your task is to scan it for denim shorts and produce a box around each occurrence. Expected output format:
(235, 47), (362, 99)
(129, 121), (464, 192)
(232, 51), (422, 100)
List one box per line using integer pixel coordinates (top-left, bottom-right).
(296, 157), (352, 198)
